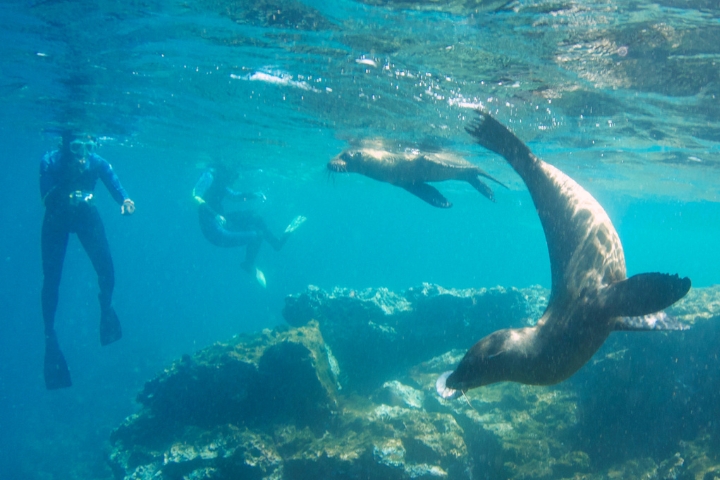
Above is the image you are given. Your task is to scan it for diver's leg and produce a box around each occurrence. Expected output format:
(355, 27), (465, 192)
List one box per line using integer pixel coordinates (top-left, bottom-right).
(242, 213), (306, 252)
(76, 207), (121, 346)
(262, 215), (307, 251)
(203, 212), (259, 248)
(241, 235), (263, 272)
(253, 216), (286, 252)
(239, 233), (267, 287)
(41, 210), (72, 389)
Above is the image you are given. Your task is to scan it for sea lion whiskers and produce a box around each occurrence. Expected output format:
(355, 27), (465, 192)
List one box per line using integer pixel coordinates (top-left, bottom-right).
(326, 168), (337, 185)
(461, 390), (478, 413)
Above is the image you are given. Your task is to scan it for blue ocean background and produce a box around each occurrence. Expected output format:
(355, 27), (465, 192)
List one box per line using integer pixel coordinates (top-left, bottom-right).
(1, 0), (719, 478)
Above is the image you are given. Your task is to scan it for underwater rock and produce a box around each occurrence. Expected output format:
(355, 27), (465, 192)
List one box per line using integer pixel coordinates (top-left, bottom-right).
(280, 404), (469, 479)
(110, 321), (339, 452)
(110, 285), (720, 480)
(109, 425), (283, 480)
(665, 284), (720, 324)
(283, 283), (541, 393)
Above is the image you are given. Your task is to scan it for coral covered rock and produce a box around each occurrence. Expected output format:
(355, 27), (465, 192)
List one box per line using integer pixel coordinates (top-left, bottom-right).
(109, 284), (720, 480)
(282, 283), (540, 393)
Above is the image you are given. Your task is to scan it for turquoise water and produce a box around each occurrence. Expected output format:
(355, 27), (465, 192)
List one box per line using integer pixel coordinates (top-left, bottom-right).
(0, 0), (719, 478)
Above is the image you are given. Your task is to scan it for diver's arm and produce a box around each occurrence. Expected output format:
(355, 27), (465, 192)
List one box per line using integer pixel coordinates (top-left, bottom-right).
(39, 152), (58, 204)
(96, 156), (134, 214)
(192, 171), (225, 224)
(192, 171), (213, 205)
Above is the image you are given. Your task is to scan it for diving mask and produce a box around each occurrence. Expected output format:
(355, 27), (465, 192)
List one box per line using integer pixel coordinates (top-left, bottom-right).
(69, 139), (97, 156)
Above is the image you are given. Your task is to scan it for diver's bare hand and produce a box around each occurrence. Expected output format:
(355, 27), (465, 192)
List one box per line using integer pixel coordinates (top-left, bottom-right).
(122, 199), (136, 215)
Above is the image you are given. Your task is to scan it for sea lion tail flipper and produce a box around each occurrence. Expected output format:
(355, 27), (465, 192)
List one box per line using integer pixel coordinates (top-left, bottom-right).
(465, 110), (533, 165)
(467, 176), (496, 202)
(477, 171), (509, 190)
(603, 272), (691, 318)
(401, 182), (452, 208)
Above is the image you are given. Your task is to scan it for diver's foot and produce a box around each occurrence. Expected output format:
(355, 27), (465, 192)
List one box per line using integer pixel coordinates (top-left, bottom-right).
(44, 332), (72, 390)
(284, 215), (307, 235)
(255, 268), (267, 288)
(100, 307), (123, 346)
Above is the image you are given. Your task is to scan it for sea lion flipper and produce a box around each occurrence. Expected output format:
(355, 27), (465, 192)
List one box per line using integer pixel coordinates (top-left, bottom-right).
(466, 176), (495, 202)
(465, 110), (533, 168)
(603, 272), (691, 318)
(401, 183), (452, 208)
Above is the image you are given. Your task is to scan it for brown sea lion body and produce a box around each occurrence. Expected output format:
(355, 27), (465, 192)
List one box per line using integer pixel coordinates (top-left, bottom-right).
(328, 144), (506, 208)
(436, 111), (691, 398)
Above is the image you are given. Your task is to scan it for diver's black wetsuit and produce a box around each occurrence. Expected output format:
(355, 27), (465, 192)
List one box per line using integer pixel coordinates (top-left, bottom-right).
(40, 150), (129, 332)
(193, 169), (284, 270)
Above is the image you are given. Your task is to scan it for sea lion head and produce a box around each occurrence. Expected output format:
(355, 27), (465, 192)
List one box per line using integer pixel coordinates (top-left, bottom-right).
(327, 150), (365, 173)
(439, 328), (534, 394)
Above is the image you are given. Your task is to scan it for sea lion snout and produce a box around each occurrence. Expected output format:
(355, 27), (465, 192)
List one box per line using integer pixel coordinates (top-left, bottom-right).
(436, 371), (462, 400)
(327, 154), (349, 173)
(443, 368), (474, 391)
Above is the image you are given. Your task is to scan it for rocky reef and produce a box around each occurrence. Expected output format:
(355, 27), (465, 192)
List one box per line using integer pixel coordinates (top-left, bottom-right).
(109, 284), (720, 480)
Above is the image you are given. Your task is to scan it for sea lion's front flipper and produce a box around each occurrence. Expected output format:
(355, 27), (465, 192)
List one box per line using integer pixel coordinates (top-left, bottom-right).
(615, 311), (689, 331)
(466, 176), (495, 202)
(401, 183), (452, 208)
(602, 272), (691, 318)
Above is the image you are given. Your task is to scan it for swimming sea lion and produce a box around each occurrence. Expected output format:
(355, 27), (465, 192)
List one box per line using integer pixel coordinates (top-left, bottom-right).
(436, 111), (691, 398)
(328, 142), (506, 208)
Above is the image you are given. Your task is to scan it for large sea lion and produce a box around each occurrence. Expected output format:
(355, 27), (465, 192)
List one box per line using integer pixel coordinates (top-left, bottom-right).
(328, 142), (506, 208)
(436, 111), (691, 398)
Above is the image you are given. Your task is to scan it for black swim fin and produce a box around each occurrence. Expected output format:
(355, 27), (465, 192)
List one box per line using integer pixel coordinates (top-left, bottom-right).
(401, 182), (452, 208)
(44, 333), (72, 390)
(602, 272), (691, 318)
(100, 306), (122, 346)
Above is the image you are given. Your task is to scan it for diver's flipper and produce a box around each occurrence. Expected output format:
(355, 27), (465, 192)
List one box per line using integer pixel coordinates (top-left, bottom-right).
(603, 273), (691, 318)
(100, 307), (123, 346)
(615, 311), (689, 331)
(284, 215), (307, 235)
(401, 182), (451, 208)
(466, 176), (495, 202)
(255, 268), (267, 288)
(44, 334), (72, 390)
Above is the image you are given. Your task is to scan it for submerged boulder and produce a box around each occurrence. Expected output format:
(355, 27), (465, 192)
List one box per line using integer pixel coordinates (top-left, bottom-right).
(109, 284), (720, 480)
(282, 283), (543, 394)
(110, 322), (339, 457)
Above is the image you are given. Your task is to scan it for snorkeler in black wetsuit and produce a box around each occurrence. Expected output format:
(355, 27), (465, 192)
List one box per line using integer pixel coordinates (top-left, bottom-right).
(192, 163), (306, 287)
(40, 132), (135, 390)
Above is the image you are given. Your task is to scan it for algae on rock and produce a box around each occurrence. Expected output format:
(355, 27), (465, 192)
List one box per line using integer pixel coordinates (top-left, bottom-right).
(109, 284), (720, 480)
